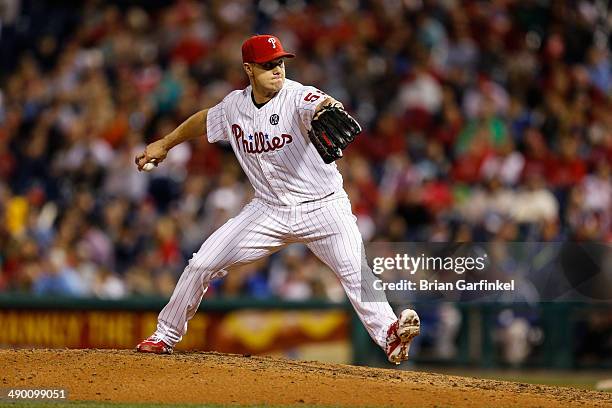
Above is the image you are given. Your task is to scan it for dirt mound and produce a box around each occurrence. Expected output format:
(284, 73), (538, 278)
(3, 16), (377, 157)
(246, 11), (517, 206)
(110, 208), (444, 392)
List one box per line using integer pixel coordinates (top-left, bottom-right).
(2, 349), (611, 407)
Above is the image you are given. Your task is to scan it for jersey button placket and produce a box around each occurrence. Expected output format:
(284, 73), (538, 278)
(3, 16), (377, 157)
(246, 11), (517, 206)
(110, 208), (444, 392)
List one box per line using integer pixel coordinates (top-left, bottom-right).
(261, 103), (289, 203)
(251, 110), (283, 203)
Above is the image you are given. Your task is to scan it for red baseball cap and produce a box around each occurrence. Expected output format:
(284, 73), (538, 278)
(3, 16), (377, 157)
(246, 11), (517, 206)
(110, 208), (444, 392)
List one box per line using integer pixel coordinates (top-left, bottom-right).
(242, 35), (295, 64)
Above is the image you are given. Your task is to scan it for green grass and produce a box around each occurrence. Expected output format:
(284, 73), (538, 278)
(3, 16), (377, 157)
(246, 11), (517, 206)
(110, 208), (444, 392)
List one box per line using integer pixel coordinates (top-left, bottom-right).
(420, 367), (612, 391)
(0, 402), (339, 408)
(0, 403), (196, 408)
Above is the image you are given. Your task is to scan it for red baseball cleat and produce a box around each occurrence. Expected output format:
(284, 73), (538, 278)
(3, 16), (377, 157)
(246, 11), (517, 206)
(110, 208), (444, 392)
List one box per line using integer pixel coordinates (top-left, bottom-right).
(385, 309), (420, 365)
(136, 335), (173, 354)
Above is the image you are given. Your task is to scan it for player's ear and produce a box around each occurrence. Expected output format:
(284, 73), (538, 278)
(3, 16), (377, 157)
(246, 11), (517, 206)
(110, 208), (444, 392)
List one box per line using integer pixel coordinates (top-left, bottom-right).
(243, 63), (253, 79)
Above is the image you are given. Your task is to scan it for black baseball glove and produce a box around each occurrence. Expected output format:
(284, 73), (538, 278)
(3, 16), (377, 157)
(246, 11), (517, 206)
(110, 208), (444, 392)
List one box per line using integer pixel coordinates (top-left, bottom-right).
(308, 105), (362, 164)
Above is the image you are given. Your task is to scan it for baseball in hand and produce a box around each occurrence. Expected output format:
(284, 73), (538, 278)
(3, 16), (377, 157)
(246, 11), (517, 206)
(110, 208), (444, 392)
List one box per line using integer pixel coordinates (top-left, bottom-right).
(142, 162), (155, 172)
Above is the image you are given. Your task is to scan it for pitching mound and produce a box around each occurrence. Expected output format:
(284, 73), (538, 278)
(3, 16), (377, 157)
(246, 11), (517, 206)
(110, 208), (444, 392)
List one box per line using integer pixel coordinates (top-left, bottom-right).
(3, 349), (611, 407)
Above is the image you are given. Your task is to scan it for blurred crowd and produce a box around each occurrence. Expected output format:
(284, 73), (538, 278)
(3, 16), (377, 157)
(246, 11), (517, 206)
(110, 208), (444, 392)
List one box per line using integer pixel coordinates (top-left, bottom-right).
(0, 0), (610, 299)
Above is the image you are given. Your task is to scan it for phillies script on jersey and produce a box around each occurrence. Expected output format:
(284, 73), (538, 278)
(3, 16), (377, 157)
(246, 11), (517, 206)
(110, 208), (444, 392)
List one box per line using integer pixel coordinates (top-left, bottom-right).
(231, 125), (293, 154)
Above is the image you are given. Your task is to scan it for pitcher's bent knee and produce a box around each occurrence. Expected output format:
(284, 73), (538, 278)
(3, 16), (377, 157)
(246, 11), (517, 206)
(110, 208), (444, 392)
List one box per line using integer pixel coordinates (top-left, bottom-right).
(183, 255), (228, 285)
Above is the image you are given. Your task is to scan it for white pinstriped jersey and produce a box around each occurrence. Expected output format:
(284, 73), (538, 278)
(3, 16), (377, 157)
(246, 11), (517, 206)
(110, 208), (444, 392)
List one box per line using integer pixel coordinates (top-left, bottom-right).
(206, 79), (343, 206)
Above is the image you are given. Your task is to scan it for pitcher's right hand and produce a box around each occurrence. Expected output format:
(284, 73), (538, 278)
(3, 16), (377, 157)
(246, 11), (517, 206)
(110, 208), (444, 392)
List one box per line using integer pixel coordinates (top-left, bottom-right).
(135, 139), (169, 171)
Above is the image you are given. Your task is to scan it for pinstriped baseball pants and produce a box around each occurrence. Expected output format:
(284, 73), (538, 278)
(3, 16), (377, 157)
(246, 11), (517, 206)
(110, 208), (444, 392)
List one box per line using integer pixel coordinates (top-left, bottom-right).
(155, 191), (397, 349)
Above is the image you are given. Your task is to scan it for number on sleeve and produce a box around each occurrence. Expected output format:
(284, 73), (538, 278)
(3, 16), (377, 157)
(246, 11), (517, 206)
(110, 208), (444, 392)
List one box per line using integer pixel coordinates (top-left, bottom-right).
(304, 93), (320, 103)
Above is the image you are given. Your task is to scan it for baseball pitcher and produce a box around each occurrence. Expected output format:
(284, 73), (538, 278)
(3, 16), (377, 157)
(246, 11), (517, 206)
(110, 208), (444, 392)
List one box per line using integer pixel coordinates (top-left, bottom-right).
(134, 35), (420, 364)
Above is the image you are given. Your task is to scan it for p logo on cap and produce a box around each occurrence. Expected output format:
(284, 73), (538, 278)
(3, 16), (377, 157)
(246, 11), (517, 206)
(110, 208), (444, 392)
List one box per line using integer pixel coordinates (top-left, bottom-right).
(242, 35), (295, 64)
